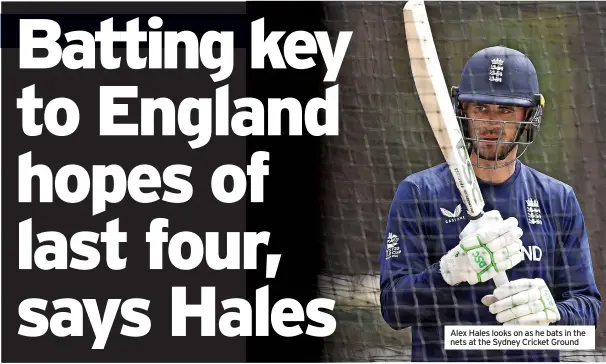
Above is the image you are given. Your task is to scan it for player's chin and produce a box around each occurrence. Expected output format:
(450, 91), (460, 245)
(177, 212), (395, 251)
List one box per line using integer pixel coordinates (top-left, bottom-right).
(476, 149), (505, 164)
(476, 145), (498, 159)
(478, 147), (512, 163)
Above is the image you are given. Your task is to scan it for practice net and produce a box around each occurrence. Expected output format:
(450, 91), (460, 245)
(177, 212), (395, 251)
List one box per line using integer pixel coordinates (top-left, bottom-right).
(318, 1), (606, 362)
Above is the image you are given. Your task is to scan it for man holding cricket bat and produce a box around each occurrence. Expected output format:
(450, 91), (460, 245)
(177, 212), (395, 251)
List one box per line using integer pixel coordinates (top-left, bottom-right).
(379, 45), (601, 361)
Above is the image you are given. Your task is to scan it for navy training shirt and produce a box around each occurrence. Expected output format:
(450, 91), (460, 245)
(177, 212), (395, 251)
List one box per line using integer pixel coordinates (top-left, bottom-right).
(379, 161), (601, 362)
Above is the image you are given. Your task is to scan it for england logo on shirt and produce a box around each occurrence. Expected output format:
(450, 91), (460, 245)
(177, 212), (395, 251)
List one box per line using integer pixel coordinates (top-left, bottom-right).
(526, 198), (543, 225)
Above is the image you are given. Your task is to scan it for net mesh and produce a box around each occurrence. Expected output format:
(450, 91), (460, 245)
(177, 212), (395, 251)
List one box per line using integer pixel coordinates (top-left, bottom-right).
(319, 1), (606, 361)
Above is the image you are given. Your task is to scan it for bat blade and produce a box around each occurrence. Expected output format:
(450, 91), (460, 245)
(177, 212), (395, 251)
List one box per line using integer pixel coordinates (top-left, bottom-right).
(403, 0), (509, 288)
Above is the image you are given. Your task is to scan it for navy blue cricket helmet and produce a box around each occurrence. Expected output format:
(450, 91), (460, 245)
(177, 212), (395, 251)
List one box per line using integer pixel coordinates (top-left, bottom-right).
(451, 46), (545, 168)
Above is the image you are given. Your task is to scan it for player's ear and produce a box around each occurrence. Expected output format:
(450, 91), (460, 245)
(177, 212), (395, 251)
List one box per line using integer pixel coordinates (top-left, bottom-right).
(451, 86), (463, 115)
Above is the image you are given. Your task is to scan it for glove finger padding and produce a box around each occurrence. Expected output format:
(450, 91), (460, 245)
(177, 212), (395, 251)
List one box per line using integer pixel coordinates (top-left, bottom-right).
(482, 278), (561, 325)
(491, 239), (523, 264)
(496, 300), (545, 323)
(503, 310), (561, 326)
(491, 278), (544, 301)
(476, 217), (520, 244)
(459, 210), (503, 240)
(495, 251), (523, 271)
(488, 287), (542, 314)
(484, 229), (524, 252)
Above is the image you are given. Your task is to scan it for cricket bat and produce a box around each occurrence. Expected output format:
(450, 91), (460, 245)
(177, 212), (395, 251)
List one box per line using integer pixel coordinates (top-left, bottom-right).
(402, 0), (509, 287)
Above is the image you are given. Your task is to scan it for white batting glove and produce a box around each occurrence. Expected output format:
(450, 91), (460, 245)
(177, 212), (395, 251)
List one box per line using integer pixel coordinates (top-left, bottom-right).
(440, 214), (524, 286)
(459, 210), (505, 239)
(481, 278), (561, 325)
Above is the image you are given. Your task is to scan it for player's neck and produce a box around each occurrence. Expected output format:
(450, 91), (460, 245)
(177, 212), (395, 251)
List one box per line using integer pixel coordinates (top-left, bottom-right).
(471, 152), (517, 184)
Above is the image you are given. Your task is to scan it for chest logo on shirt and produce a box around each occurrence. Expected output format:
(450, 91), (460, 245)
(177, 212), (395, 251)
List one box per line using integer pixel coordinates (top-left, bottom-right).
(440, 204), (465, 224)
(525, 198), (543, 225)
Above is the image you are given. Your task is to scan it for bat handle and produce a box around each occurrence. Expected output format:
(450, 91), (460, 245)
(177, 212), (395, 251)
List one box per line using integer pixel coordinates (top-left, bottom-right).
(493, 272), (509, 287)
(468, 211), (510, 287)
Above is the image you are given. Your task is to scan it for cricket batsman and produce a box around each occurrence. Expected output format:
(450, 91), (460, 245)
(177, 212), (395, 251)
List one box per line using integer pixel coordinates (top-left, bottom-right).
(379, 45), (601, 361)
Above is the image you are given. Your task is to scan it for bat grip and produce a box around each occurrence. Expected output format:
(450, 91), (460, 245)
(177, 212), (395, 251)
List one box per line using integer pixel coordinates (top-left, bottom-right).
(467, 211), (484, 221)
(493, 272), (509, 287)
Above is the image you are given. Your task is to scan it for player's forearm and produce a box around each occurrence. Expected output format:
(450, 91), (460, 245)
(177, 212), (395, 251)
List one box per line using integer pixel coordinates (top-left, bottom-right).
(380, 262), (453, 329)
(553, 191), (601, 326)
(555, 294), (601, 326)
